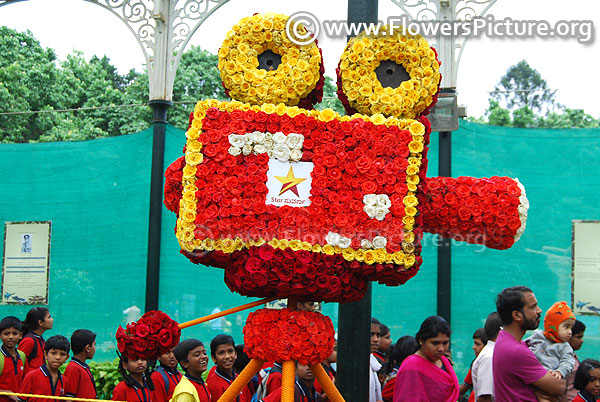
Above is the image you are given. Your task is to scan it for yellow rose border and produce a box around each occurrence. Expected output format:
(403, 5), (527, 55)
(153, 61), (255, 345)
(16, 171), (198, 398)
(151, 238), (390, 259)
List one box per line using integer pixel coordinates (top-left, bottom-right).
(176, 99), (426, 269)
(218, 13), (322, 107)
(338, 26), (441, 119)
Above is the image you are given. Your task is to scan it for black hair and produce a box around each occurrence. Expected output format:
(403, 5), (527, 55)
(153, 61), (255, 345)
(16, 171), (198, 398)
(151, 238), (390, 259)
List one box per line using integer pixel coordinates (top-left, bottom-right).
(496, 286), (532, 326)
(574, 359), (600, 391)
(22, 307), (49, 334)
(390, 335), (419, 368)
(415, 316), (451, 343)
(70, 329), (96, 354)
(371, 317), (381, 326)
(118, 353), (155, 390)
(573, 319), (586, 336)
(473, 328), (487, 344)
(380, 324), (390, 337)
(0, 316), (22, 333)
(174, 339), (204, 366)
(210, 334), (235, 358)
(234, 344), (250, 373)
(484, 312), (503, 341)
(45, 335), (70, 353)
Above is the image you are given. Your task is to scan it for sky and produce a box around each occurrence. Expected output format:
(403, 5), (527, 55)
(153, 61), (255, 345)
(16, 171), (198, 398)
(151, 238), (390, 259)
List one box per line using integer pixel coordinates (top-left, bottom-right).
(1, 0), (599, 119)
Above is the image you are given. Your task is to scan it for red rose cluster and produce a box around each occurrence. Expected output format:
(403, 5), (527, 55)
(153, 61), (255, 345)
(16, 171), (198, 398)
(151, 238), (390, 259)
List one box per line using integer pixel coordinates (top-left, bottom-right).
(421, 176), (525, 249)
(165, 156), (185, 213)
(243, 308), (335, 366)
(116, 310), (181, 361)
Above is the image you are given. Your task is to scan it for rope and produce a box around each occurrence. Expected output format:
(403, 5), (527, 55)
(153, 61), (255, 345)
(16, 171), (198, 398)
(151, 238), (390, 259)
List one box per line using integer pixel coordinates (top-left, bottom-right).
(0, 391), (126, 402)
(178, 297), (277, 329)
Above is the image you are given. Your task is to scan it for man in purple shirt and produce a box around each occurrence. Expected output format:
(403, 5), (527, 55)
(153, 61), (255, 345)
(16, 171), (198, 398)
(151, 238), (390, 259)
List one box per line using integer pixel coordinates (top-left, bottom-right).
(493, 286), (566, 402)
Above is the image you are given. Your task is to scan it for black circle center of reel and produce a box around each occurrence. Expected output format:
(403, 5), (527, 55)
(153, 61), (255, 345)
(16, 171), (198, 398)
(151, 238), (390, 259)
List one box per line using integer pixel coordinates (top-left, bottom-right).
(375, 60), (410, 89)
(258, 50), (282, 71)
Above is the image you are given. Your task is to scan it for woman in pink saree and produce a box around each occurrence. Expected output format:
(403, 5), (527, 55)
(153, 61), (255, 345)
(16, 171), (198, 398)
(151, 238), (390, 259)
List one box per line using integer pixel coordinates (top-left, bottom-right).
(393, 316), (459, 402)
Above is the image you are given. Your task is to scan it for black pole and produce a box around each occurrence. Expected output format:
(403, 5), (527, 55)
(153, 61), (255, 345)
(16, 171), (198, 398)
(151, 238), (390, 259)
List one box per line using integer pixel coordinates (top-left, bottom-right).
(337, 1), (377, 401)
(145, 99), (172, 313)
(337, 285), (372, 402)
(437, 130), (452, 323)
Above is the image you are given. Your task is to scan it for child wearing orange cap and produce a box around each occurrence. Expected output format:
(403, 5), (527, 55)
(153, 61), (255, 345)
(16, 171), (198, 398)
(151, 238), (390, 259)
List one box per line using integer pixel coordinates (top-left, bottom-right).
(526, 301), (576, 381)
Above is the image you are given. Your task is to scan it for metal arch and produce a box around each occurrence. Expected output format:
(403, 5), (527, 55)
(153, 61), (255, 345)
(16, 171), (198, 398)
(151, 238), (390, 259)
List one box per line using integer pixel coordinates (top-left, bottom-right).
(82, 0), (231, 101)
(0, 0), (27, 8)
(388, 0), (497, 88)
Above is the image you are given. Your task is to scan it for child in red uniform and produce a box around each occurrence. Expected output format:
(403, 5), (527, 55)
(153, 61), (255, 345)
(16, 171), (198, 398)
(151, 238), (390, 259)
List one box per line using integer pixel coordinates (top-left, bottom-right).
(206, 335), (251, 402)
(112, 354), (155, 402)
(151, 348), (182, 402)
(0, 317), (25, 402)
(18, 308), (53, 376)
(573, 359), (600, 402)
(171, 340), (211, 402)
(18, 335), (71, 402)
(64, 329), (97, 399)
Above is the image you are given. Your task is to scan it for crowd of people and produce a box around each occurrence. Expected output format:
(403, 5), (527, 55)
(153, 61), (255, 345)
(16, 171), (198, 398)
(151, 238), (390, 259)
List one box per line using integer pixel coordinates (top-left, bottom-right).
(0, 288), (597, 402)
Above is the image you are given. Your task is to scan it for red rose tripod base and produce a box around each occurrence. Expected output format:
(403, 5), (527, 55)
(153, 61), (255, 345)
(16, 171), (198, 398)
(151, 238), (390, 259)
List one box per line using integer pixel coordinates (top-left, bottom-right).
(218, 303), (344, 402)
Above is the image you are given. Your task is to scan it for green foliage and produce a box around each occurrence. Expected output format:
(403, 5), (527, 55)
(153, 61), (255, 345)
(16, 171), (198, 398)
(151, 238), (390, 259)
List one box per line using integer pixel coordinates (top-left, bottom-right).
(490, 60), (556, 114)
(315, 76), (345, 115)
(89, 358), (122, 399)
(481, 61), (600, 128)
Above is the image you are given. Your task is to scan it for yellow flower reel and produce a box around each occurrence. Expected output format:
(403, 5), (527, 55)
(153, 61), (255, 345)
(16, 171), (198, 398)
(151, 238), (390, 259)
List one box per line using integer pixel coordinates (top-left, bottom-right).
(337, 27), (442, 119)
(218, 13), (324, 107)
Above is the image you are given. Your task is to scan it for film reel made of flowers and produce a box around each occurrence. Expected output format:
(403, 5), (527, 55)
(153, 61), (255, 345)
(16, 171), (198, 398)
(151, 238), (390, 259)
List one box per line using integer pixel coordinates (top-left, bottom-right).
(243, 308), (335, 366)
(336, 26), (441, 119)
(218, 13), (324, 108)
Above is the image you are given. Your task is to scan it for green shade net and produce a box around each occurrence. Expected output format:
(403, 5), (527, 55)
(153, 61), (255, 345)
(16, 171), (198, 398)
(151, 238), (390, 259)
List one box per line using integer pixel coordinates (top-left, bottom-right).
(1, 121), (599, 381)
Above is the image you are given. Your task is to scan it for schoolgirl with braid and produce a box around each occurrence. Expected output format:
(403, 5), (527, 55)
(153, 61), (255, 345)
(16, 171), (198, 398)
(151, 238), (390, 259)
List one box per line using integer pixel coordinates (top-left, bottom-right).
(112, 353), (155, 402)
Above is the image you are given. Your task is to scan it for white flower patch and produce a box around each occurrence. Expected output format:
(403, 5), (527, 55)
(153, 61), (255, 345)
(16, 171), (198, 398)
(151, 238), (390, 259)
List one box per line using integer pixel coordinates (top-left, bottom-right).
(360, 236), (387, 250)
(228, 131), (304, 162)
(326, 231), (352, 248)
(363, 193), (391, 221)
(513, 178), (529, 242)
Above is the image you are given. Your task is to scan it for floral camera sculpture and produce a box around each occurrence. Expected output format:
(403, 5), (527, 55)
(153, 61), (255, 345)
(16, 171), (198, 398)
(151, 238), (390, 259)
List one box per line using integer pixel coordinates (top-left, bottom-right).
(118, 13), (529, 402)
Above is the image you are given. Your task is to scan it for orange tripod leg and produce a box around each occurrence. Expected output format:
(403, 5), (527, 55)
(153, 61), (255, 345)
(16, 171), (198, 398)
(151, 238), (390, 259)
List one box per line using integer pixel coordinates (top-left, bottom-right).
(309, 363), (346, 402)
(217, 358), (265, 402)
(281, 360), (296, 402)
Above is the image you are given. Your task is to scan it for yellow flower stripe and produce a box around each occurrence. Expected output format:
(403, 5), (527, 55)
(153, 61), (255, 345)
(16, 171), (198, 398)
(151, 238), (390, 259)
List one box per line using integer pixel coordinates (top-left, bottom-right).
(176, 99), (426, 269)
(338, 26), (441, 119)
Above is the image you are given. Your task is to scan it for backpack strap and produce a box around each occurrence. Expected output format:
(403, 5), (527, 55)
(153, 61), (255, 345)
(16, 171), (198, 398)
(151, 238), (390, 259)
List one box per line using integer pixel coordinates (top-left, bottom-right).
(156, 366), (170, 394)
(0, 349), (26, 373)
(22, 333), (39, 363)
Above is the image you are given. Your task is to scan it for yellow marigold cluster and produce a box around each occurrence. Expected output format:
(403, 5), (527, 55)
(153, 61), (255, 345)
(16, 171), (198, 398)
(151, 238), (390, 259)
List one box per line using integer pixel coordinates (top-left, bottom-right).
(338, 26), (441, 119)
(218, 13), (322, 106)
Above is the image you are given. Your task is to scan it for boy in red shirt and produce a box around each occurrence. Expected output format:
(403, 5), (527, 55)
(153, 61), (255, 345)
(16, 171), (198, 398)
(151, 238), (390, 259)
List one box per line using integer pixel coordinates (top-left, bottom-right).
(18, 335), (71, 402)
(151, 348), (182, 402)
(206, 335), (251, 402)
(0, 317), (25, 402)
(64, 329), (97, 399)
(171, 340), (211, 402)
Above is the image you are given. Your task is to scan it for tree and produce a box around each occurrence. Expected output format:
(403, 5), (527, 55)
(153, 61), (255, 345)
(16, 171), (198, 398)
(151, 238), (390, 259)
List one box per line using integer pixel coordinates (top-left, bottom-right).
(315, 76), (345, 115)
(536, 108), (599, 129)
(486, 100), (511, 127)
(169, 46), (227, 129)
(0, 27), (60, 142)
(490, 60), (556, 115)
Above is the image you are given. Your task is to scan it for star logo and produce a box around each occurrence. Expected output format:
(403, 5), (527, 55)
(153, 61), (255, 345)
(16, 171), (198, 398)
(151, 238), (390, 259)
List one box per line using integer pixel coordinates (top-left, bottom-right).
(274, 166), (307, 197)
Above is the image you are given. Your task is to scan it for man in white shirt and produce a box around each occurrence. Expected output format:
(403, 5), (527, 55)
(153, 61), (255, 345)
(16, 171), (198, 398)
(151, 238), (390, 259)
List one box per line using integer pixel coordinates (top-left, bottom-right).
(369, 318), (383, 402)
(472, 312), (503, 402)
